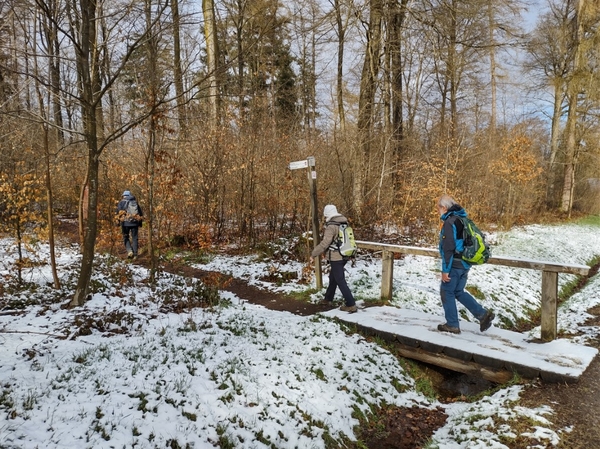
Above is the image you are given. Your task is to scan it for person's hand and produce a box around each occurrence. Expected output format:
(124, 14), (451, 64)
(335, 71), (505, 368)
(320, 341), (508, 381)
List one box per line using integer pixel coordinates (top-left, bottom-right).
(441, 272), (451, 283)
(309, 257), (314, 264)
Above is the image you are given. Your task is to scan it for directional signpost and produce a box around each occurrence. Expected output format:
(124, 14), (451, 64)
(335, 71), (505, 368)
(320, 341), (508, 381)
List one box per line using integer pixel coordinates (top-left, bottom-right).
(289, 157), (322, 289)
(288, 160), (309, 170)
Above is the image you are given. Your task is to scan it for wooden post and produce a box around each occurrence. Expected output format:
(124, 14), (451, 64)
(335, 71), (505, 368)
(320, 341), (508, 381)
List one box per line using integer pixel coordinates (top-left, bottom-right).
(307, 157), (322, 289)
(541, 270), (558, 342)
(381, 250), (394, 300)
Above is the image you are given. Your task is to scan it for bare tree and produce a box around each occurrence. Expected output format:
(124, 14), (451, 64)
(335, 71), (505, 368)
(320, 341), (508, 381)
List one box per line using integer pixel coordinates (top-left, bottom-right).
(66, 0), (172, 306)
(203, 0), (220, 126)
(353, 0), (383, 218)
(560, 0), (598, 214)
(525, 0), (573, 202)
(171, 0), (187, 134)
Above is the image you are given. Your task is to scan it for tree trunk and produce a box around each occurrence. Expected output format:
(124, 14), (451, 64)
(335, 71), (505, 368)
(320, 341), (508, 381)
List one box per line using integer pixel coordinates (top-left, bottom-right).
(71, 0), (103, 307)
(389, 0), (408, 193)
(334, 0), (346, 132)
(560, 0), (585, 215)
(43, 126), (61, 289)
(171, 0), (187, 134)
(32, 4), (61, 289)
(203, 0), (220, 126)
(488, 0), (497, 145)
(547, 81), (564, 207)
(144, 0), (159, 281)
(353, 0), (383, 218)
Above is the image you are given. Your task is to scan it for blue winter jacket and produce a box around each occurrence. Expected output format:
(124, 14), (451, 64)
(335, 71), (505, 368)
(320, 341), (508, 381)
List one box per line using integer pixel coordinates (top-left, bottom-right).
(438, 205), (470, 272)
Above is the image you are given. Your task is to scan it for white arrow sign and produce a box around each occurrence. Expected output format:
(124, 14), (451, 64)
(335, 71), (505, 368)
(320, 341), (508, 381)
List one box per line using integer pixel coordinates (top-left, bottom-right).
(288, 159), (309, 170)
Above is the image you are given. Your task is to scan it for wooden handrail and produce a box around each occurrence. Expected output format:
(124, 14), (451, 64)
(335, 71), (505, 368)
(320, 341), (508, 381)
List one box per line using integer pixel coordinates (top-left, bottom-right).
(355, 240), (590, 342)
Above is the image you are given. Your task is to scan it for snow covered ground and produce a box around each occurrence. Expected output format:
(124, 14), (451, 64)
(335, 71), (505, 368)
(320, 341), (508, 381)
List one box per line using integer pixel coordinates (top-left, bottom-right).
(1, 219), (600, 448)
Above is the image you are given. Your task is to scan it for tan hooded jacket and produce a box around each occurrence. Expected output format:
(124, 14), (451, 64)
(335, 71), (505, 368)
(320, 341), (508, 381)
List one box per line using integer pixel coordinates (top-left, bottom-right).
(311, 215), (347, 262)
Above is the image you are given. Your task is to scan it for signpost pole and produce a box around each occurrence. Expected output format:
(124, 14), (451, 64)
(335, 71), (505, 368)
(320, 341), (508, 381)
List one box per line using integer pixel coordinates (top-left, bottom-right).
(288, 157), (322, 289)
(306, 157), (322, 289)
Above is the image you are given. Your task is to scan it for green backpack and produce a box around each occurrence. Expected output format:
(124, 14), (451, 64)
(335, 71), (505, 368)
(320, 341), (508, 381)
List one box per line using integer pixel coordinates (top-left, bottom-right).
(457, 216), (490, 265)
(328, 222), (358, 258)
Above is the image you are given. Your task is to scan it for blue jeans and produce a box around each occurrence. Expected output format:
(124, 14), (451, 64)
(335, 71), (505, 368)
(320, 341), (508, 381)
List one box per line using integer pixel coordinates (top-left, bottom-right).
(121, 225), (139, 256)
(440, 267), (486, 328)
(325, 260), (355, 306)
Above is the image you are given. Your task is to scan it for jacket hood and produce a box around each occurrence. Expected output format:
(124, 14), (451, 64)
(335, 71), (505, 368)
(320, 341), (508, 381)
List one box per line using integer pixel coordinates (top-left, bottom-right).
(326, 215), (347, 224)
(441, 205), (466, 220)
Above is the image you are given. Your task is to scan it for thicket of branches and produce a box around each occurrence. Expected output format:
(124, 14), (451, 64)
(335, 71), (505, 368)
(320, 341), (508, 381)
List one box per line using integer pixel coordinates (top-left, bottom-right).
(0, 0), (599, 302)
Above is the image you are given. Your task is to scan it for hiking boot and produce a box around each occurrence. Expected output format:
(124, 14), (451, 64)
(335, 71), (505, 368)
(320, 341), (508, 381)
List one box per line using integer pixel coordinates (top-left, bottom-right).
(127, 251), (134, 259)
(480, 310), (495, 332)
(339, 305), (358, 313)
(318, 299), (333, 306)
(437, 323), (461, 334)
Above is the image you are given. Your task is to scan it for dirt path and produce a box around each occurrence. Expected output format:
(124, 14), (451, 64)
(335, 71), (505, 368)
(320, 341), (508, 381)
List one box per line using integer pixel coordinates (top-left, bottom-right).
(157, 260), (327, 316)
(519, 311), (600, 449)
(520, 352), (600, 448)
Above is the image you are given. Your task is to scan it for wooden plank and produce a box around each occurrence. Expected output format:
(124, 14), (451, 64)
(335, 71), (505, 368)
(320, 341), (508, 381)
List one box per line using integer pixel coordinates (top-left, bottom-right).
(541, 271), (558, 342)
(393, 344), (514, 384)
(488, 256), (589, 276)
(355, 241), (590, 276)
(381, 250), (394, 301)
(356, 241), (440, 258)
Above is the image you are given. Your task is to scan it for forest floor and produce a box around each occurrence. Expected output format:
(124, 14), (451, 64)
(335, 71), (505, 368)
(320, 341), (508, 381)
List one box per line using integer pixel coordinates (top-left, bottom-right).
(62, 219), (600, 448)
(142, 253), (600, 449)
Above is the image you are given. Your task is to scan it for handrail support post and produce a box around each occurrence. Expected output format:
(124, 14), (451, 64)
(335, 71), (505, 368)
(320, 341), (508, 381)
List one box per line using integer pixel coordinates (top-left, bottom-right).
(541, 270), (558, 342)
(381, 250), (394, 301)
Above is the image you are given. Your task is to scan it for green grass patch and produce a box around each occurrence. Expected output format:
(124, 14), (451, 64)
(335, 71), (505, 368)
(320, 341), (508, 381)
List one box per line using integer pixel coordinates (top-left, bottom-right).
(466, 285), (485, 300)
(576, 215), (600, 226)
(289, 287), (320, 302)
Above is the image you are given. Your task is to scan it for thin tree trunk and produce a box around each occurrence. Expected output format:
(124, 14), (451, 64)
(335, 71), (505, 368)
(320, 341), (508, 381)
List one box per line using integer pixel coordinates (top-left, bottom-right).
(43, 126), (60, 289)
(33, 3), (60, 289)
(171, 0), (187, 134)
(71, 0), (103, 307)
(203, 0), (220, 126)
(488, 0), (497, 146)
(334, 0), (346, 132)
(390, 0), (408, 193)
(448, 0), (458, 140)
(144, 0), (159, 280)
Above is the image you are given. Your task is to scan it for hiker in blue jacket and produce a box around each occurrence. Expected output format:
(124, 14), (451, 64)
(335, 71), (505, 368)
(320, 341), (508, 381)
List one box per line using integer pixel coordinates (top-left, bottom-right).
(116, 190), (143, 259)
(437, 194), (494, 334)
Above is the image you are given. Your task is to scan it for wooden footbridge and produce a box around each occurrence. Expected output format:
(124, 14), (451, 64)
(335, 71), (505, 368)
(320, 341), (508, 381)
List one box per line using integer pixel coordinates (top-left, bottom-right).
(321, 306), (598, 384)
(319, 241), (597, 383)
(355, 240), (591, 343)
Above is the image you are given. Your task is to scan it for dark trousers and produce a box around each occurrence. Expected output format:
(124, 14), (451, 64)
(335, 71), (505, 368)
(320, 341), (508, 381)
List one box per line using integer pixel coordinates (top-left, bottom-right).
(121, 225), (139, 256)
(324, 259), (355, 306)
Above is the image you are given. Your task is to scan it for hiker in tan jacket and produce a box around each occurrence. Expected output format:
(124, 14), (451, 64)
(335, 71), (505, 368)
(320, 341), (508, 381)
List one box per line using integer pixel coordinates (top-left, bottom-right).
(310, 204), (357, 313)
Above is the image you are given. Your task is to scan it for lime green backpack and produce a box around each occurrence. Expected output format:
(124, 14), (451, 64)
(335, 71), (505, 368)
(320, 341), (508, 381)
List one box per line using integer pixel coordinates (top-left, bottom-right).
(328, 222), (358, 258)
(458, 217), (490, 265)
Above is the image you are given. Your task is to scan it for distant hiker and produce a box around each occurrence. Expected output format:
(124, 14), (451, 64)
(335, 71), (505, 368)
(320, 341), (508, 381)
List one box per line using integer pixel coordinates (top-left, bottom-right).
(310, 204), (357, 313)
(116, 190), (143, 259)
(437, 194), (494, 334)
